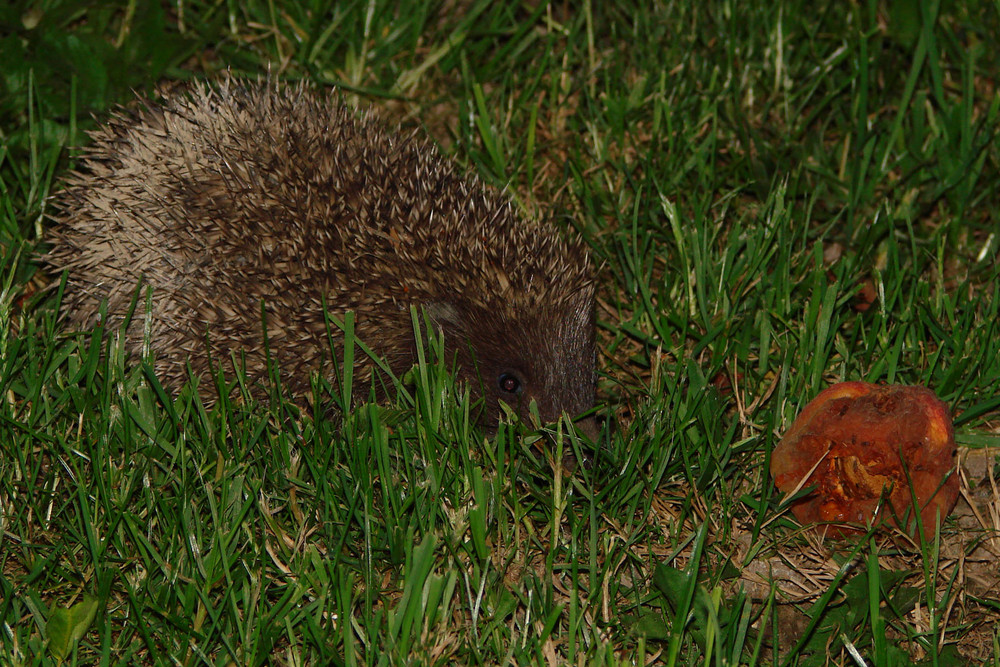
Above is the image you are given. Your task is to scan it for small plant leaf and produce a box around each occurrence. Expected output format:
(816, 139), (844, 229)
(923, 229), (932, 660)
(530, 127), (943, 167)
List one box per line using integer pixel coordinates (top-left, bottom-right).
(46, 594), (99, 662)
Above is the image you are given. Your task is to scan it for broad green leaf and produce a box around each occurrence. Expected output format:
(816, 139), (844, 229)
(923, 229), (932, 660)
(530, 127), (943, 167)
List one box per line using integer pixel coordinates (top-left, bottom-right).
(46, 594), (99, 662)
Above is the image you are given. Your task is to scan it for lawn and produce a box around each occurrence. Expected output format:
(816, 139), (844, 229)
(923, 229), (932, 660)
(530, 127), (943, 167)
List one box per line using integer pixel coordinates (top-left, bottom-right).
(2, 0), (1000, 664)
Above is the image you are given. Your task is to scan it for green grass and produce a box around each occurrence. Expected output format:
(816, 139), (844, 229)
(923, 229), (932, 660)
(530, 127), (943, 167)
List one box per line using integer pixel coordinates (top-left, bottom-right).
(2, 0), (1000, 664)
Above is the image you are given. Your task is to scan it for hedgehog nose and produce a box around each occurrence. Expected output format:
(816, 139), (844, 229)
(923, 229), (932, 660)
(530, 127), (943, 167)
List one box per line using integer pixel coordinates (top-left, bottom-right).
(558, 415), (598, 473)
(573, 415), (598, 442)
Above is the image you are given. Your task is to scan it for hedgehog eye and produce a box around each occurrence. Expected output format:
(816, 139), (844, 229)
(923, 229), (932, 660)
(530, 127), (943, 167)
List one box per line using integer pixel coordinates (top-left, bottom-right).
(498, 372), (523, 395)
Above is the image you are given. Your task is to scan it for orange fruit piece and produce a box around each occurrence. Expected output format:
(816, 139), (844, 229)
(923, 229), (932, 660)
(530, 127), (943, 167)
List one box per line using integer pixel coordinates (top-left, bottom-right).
(771, 382), (959, 538)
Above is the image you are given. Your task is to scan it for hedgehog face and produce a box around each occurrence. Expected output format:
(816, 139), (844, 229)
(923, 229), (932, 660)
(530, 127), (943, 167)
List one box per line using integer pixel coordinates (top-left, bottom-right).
(480, 343), (597, 433)
(429, 287), (596, 434)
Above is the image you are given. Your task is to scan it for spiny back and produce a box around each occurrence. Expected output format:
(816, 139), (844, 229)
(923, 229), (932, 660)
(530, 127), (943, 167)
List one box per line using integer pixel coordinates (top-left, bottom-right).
(46, 77), (596, 426)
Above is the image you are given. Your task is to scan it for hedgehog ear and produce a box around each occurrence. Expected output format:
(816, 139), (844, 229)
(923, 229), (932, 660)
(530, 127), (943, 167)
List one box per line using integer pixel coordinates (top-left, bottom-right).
(424, 301), (465, 332)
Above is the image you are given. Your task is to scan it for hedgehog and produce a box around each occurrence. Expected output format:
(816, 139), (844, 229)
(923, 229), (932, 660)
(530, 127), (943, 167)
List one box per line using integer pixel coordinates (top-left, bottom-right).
(44, 77), (596, 431)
